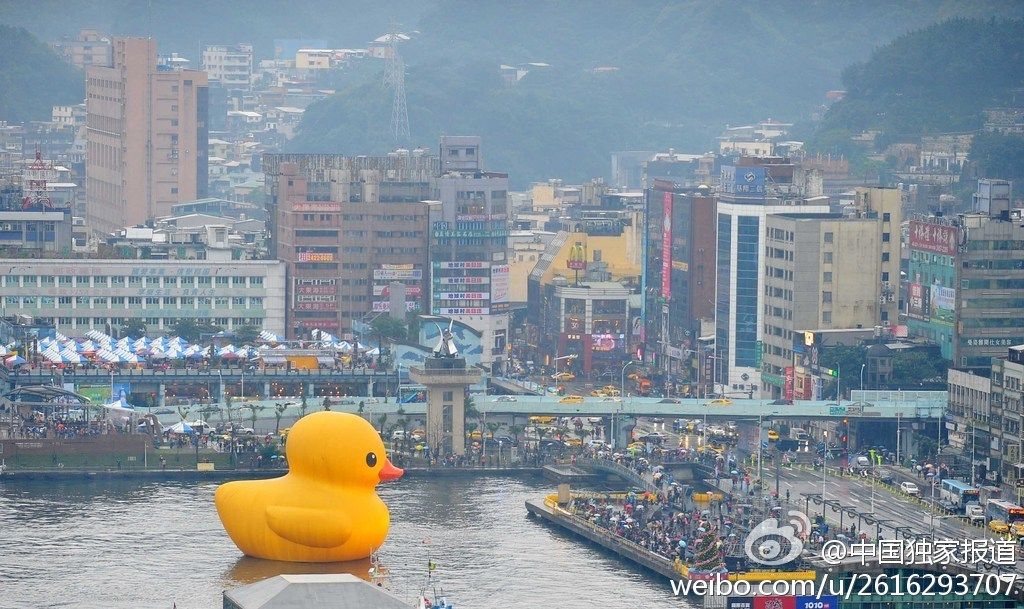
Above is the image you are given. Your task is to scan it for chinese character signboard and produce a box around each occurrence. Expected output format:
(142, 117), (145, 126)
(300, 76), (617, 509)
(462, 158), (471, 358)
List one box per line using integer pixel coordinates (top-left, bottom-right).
(909, 220), (959, 256)
(908, 283), (931, 320)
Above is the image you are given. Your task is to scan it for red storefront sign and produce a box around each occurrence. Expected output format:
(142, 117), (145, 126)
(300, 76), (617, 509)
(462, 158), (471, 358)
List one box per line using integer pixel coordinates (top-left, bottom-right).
(754, 598), (796, 609)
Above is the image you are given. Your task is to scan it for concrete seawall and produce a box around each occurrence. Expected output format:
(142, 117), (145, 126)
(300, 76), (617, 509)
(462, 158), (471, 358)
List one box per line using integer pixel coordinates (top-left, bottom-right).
(0, 467), (542, 483)
(525, 497), (678, 580)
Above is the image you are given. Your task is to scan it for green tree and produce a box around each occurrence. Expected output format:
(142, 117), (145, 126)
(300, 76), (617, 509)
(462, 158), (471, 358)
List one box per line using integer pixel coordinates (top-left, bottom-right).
(486, 422), (501, 440)
(508, 424), (525, 446)
(233, 324), (262, 345)
(819, 345), (867, 399)
(119, 319), (147, 339)
(169, 320), (223, 343)
(371, 316), (408, 342)
(376, 413), (389, 435)
(891, 351), (948, 388)
(224, 395), (234, 425)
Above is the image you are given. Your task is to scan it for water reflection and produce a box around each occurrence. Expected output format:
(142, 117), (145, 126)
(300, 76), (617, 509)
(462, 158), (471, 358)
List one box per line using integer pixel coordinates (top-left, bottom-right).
(224, 555), (378, 585)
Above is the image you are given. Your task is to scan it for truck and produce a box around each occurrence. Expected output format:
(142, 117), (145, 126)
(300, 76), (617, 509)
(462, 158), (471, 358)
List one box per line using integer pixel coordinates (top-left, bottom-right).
(965, 503), (985, 524)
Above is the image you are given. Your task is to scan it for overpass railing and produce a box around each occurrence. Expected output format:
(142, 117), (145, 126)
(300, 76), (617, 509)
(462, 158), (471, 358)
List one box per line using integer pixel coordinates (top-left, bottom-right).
(576, 457), (657, 492)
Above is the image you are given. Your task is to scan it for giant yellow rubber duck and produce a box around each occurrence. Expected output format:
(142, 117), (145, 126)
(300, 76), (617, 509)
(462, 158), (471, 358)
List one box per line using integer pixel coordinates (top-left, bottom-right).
(215, 411), (404, 562)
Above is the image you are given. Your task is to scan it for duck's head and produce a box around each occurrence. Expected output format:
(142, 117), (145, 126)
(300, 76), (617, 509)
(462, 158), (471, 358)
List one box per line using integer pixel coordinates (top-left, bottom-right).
(286, 411), (404, 486)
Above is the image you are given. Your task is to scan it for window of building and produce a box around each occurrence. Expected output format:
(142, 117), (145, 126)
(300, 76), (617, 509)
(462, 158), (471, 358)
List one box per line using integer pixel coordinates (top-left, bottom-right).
(58, 296), (72, 306)
(882, 212), (891, 222)
(882, 272), (890, 282)
(882, 232), (891, 243)
(59, 275), (73, 286)
(882, 252), (890, 262)
(823, 311), (832, 324)
(593, 250), (602, 262)
(823, 272), (832, 283)
(822, 291), (832, 303)
(216, 277), (229, 287)
(824, 232), (834, 244)
(443, 391), (454, 401)
(823, 252), (832, 264)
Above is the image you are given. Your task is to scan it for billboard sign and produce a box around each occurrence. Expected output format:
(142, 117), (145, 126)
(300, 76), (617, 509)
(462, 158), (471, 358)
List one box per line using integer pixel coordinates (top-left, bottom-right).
(908, 283), (931, 320)
(434, 307), (489, 315)
(784, 366), (794, 401)
(373, 268), (422, 281)
(721, 165), (766, 196)
(661, 191), (672, 298)
(909, 220), (959, 256)
(437, 292), (488, 300)
(592, 334), (617, 352)
(491, 264), (510, 304)
(931, 286), (955, 326)
(372, 301), (418, 312)
(434, 261), (490, 269)
(296, 251), (334, 262)
(373, 285), (422, 297)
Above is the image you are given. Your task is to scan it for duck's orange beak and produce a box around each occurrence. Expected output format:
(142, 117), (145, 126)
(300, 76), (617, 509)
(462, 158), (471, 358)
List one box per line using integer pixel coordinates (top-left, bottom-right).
(379, 459), (404, 482)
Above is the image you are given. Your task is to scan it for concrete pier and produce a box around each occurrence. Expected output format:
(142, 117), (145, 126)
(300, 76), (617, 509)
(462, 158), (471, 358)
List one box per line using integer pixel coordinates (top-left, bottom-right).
(525, 497), (679, 580)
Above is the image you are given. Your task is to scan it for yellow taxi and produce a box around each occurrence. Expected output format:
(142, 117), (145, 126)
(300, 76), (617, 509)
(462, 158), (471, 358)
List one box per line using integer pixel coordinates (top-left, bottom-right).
(602, 386), (621, 396)
(767, 430), (780, 442)
(552, 372), (576, 382)
(989, 519), (1010, 534)
(529, 415), (556, 425)
(559, 394), (584, 404)
(467, 430), (483, 440)
(708, 398), (733, 406)
(590, 389), (607, 397)
(1010, 522), (1024, 537)
(566, 438), (583, 448)
(410, 429), (425, 441)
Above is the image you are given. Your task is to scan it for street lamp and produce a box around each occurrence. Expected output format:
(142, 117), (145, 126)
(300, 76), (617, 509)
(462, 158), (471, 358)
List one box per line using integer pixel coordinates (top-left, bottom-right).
(860, 363), (866, 392)
(617, 360), (639, 450)
(822, 430), (828, 518)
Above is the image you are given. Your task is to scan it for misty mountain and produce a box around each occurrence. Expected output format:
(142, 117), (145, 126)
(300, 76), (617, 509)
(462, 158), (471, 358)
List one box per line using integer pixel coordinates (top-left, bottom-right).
(0, 25), (83, 123)
(290, 1), (1024, 185)
(812, 17), (1024, 156)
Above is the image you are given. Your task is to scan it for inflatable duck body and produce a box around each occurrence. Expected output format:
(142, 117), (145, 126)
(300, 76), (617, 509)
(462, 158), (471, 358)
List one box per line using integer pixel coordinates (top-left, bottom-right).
(215, 411), (404, 562)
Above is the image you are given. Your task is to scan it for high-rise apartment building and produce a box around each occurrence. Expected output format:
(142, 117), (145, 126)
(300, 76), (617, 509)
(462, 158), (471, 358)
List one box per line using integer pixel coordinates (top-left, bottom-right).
(761, 212), (890, 399)
(429, 136), (510, 374)
(201, 44), (254, 89)
(908, 179), (1022, 373)
(643, 181), (717, 392)
(714, 157), (829, 396)
(86, 38), (209, 234)
(264, 151), (436, 338)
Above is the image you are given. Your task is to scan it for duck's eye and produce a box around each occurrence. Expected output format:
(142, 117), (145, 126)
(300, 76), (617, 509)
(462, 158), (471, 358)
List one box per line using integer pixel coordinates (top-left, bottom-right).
(366, 452), (377, 467)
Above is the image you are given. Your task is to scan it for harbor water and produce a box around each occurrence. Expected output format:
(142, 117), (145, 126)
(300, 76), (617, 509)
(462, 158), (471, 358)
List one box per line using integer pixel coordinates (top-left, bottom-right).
(1, 475), (697, 608)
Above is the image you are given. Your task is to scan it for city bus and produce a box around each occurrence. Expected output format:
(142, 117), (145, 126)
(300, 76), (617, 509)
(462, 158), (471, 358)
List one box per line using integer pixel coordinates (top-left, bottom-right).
(985, 499), (1024, 525)
(939, 479), (980, 509)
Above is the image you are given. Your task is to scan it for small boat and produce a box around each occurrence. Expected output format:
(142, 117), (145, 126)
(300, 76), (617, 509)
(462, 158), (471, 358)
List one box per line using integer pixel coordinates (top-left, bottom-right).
(418, 546), (454, 609)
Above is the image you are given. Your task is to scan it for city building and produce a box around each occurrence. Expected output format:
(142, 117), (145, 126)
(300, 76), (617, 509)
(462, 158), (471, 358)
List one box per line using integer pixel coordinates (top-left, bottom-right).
(0, 204), (74, 254)
(201, 44), (254, 89)
(0, 258), (285, 336)
(531, 280), (633, 376)
(264, 151), (436, 338)
(610, 150), (653, 189)
(52, 29), (112, 70)
(974, 179), (1012, 215)
(642, 150), (714, 189)
(908, 181), (1023, 373)
(714, 157), (829, 396)
(86, 38), (209, 234)
(761, 211), (891, 399)
(947, 345), (1024, 494)
(429, 136), (510, 374)
(642, 181), (717, 394)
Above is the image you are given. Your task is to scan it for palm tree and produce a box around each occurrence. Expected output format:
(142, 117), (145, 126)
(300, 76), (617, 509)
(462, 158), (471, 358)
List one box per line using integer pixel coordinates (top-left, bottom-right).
(508, 424), (525, 446)
(376, 413), (388, 436)
(274, 402), (287, 434)
(224, 395), (234, 425)
(245, 403), (265, 432)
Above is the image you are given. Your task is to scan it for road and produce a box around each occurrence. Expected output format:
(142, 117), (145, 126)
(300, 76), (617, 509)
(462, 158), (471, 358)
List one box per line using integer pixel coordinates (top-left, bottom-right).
(766, 465), (984, 542)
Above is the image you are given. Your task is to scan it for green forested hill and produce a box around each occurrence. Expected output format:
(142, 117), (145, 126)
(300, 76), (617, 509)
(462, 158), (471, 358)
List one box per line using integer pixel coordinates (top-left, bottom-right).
(0, 25), (83, 122)
(812, 18), (1024, 156)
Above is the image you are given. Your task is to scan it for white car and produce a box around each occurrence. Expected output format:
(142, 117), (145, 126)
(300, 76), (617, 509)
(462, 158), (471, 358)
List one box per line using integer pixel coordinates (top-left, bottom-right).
(601, 396), (622, 402)
(900, 481), (921, 496)
(492, 395), (518, 402)
(588, 417), (604, 424)
(391, 430), (407, 441)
